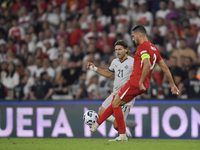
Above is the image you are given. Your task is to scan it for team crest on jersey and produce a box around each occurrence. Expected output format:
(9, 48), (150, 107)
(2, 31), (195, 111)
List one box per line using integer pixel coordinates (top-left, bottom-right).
(124, 65), (128, 69)
(151, 46), (156, 51)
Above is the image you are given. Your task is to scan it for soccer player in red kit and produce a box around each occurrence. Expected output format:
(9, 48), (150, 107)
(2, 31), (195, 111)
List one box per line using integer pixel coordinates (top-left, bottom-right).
(90, 25), (180, 141)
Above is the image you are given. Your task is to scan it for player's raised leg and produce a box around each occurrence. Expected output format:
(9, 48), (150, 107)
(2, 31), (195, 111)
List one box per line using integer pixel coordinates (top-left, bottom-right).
(109, 92), (128, 141)
(98, 106), (115, 123)
(98, 104), (130, 138)
(91, 94), (116, 133)
(90, 104), (114, 132)
(98, 94), (116, 124)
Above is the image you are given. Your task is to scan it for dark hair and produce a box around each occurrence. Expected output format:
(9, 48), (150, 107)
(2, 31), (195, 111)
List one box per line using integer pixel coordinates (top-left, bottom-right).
(189, 70), (196, 76)
(180, 38), (187, 42)
(114, 40), (130, 54)
(30, 5), (38, 11)
(12, 17), (18, 22)
(114, 40), (128, 49)
(40, 72), (47, 78)
(36, 57), (41, 60)
(116, 33), (123, 39)
(134, 2), (139, 6)
(170, 37), (176, 41)
(168, 31), (175, 36)
(191, 8), (197, 13)
(0, 15), (6, 20)
(21, 40), (27, 46)
(80, 71), (86, 76)
(183, 18), (189, 23)
(170, 17), (177, 21)
(0, 28), (5, 35)
(132, 25), (147, 35)
(73, 43), (80, 48)
(6, 62), (16, 78)
(160, 0), (167, 4)
(20, 74), (25, 81)
(184, 26), (191, 30)
(8, 37), (15, 43)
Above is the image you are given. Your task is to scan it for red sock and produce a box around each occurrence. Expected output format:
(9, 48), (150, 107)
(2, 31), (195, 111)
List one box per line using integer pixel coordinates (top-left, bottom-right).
(113, 107), (126, 134)
(97, 104), (113, 125)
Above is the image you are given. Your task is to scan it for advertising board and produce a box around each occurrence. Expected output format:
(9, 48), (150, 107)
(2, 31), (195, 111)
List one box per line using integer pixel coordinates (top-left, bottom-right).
(0, 100), (199, 139)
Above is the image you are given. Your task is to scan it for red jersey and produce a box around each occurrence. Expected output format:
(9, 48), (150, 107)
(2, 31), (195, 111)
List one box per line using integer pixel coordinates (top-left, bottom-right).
(130, 41), (162, 88)
(69, 29), (83, 47)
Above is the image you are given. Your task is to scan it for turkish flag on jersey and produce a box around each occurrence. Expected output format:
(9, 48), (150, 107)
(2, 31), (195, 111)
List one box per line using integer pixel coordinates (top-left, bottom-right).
(191, 24), (198, 28)
(55, 32), (68, 43)
(120, 18), (127, 23)
(139, 17), (147, 22)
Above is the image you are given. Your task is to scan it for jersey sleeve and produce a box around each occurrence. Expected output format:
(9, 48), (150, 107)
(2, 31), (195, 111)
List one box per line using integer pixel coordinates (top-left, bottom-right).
(156, 50), (162, 62)
(138, 44), (150, 59)
(109, 60), (115, 72)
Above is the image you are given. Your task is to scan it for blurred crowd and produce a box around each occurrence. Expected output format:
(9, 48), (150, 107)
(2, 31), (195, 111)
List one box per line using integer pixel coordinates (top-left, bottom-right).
(0, 0), (200, 100)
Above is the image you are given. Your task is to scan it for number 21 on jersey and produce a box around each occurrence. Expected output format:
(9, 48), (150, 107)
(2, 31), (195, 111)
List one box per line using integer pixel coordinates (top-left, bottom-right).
(117, 69), (123, 78)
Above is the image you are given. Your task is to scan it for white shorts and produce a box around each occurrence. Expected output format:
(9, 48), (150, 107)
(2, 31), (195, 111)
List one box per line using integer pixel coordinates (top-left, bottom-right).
(102, 93), (135, 121)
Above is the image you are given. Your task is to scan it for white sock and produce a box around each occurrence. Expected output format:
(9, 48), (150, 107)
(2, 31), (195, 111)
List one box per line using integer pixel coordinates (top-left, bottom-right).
(94, 122), (99, 127)
(106, 115), (115, 123)
(119, 133), (126, 138)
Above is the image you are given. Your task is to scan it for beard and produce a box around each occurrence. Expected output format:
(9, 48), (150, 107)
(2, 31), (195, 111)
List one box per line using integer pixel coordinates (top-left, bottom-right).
(133, 40), (139, 47)
(118, 53), (126, 60)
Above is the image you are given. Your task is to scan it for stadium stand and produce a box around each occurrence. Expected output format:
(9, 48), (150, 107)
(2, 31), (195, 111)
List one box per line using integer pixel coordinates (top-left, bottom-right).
(0, 0), (200, 100)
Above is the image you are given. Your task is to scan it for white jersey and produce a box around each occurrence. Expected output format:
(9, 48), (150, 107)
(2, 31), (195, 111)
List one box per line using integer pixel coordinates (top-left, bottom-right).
(109, 56), (134, 94)
(104, 56), (135, 108)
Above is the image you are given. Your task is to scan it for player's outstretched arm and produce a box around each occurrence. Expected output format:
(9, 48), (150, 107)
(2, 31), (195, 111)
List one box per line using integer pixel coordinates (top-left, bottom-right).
(86, 62), (114, 78)
(157, 59), (180, 95)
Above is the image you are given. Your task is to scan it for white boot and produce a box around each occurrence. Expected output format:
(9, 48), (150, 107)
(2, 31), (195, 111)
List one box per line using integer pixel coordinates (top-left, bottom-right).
(109, 134), (128, 142)
(126, 131), (130, 139)
(117, 131), (130, 140)
(90, 122), (99, 133)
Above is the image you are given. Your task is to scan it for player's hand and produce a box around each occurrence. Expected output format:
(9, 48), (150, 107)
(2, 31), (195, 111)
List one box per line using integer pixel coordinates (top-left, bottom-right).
(171, 84), (180, 95)
(139, 81), (146, 91)
(86, 62), (95, 69)
(86, 62), (97, 71)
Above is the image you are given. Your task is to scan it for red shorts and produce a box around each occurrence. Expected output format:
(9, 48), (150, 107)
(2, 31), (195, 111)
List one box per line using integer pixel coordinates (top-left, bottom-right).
(118, 81), (144, 102)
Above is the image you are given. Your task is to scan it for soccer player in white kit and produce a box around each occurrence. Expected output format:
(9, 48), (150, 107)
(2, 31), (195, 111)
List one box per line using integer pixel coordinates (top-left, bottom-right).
(87, 40), (135, 138)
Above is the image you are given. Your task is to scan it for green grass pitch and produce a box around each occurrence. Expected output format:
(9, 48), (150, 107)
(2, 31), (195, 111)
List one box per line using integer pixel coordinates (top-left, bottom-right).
(0, 138), (199, 150)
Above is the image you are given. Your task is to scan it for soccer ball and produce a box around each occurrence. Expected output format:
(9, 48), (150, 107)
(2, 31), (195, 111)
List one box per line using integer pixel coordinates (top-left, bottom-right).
(83, 110), (98, 126)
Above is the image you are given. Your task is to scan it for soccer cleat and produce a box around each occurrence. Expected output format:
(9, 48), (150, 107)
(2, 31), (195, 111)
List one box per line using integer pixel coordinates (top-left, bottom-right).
(126, 131), (130, 140)
(90, 122), (99, 133)
(109, 134), (128, 142)
(117, 131), (130, 140)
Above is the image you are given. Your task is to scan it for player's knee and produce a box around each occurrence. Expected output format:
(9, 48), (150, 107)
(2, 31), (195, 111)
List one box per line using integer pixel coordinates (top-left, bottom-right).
(98, 110), (103, 116)
(111, 102), (116, 107)
(112, 101), (122, 107)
